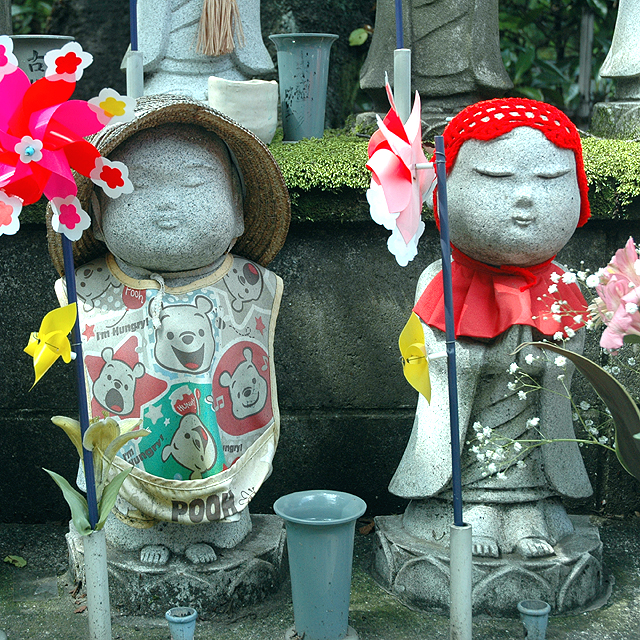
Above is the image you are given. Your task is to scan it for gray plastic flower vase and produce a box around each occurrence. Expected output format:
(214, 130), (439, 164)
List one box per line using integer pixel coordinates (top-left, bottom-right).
(517, 599), (551, 639)
(165, 606), (197, 640)
(268, 34), (338, 142)
(274, 490), (367, 640)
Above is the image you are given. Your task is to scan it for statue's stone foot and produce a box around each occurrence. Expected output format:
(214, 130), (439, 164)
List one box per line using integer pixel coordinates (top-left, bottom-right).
(472, 536), (499, 558)
(185, 543), (217, 564)
(373, 514), (609, 615)
(140, 544), (170, 565)
(515, 537), (555, 558)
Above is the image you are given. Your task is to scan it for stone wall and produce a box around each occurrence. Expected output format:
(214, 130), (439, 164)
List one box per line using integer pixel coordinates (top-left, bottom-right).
(2, 211), (640, 524)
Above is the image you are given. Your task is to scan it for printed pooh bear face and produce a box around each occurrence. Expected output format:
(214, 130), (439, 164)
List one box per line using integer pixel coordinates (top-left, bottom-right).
(219, 347), (268, 420)
(76, 262), (117, 310)
(224, 261), (263, 312)
(161, 413), (217, 480)
(154, 295), (215, 374)
(93, 347), (145, 415)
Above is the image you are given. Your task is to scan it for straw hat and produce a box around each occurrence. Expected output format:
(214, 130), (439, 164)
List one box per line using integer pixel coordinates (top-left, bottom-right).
(47, 94), (290, 275)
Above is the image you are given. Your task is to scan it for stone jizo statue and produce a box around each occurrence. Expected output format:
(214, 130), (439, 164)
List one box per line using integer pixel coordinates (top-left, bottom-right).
(396, 98), (593, 558)
(47, 95), (290, 567)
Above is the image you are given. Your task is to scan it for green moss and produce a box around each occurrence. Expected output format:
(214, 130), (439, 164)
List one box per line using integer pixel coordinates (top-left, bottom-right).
(19, 131), (640, 225)
(582, 137), (640, 219)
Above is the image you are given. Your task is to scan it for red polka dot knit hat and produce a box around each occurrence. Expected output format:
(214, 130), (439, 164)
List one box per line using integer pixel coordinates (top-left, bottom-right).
(434, 97), (590, 228)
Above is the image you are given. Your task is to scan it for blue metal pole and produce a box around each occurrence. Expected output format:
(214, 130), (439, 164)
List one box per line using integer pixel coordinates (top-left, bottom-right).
(130, 0), (138, 51)
(395, 0), (403, 49)
(61, 235), (99, 529)
(434, 135), (464, 528)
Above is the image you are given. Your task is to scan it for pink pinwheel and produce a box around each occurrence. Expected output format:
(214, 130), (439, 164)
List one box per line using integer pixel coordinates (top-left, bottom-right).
(0, 38), (134, 239)
(366, 83), (435, 266)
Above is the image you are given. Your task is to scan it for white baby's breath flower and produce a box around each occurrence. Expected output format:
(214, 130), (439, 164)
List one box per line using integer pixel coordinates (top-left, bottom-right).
(573, 412), (579, 421)
(550, 272), (561, 283)
(548, 284), (559, 294)
(562, 272), (577, 284)
(550, 302), (562, 314)
(509, 362), (519, 374)
(554, 356), (567, 367)
(518, 390), (527, 400)
(577, 271), (587, 281)
(598, 436), (609, 444)
(516, 460), (526, 468)
(573, 314), (583, 324)
(482, 426), (493, 438)
(579, 401), (591, 410)
(557, 374), (565, 381)
(585, 419), (594, 427)
(507, 381), (517, 391)
(586, 274), (600, 288)
(526, 417), (540, 427)
(513, 442), (523, 452)
(524, 353), (535, 365)
(472, 421), (483, 432)
(612, 366), (621, 375)
(565, 327), (575, 338)
(496, 471), (507, 480)
(477, 453), (486, 462)
(552, 314), (562, 322)
(487, 463), (497, 474)
(628, 357), (637, 366)
(471, 445), (480, 454)
(626, 302), (639, 314)
(553, 331), (564, 340)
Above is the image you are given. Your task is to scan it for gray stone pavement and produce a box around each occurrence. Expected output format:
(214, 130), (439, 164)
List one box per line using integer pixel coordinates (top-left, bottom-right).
(1, 516), (639, 640)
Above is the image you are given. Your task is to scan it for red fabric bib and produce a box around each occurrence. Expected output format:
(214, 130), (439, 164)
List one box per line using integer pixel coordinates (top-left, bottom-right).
(414, 248), (588, 339)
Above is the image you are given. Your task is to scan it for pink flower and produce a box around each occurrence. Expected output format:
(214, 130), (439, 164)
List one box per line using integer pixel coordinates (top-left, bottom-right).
(50, 195), (91, 241)
(0, 36), (18, 81)
(366, 83), (435, 266)
(0, 191), (22, 236)
(90, 157), (133, 198)
(593, 237), (640, 350)
(44, 41), (93, 83)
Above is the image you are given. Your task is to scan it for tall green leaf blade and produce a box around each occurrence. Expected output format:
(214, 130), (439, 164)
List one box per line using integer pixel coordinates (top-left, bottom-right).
(518, 342), (640, 482)
(96, 467), (132, 531)
(43, 468), (92, 535)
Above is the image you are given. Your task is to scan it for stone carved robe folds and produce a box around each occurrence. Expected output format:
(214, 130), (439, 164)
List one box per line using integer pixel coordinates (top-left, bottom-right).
(139, 0), (274, 99)
(390, 261), (593, 504)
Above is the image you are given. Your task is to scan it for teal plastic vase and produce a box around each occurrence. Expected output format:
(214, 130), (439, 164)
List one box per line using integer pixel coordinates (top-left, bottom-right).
(165, 606), (197, 640)
(517, 600), (551, 639)
(269, 33), (338, 141)
(274, 490), (367, 640)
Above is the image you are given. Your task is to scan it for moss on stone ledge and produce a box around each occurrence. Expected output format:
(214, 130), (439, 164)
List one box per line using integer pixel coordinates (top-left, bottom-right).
(20, 131), (640, 225)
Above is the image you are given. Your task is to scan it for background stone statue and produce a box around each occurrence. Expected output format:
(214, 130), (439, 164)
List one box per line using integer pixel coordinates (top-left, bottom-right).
(360, 0), (512, 136)
(139, 0), (274, 100)
(374, 98), (606, 614)
(46, 95), (291, 611)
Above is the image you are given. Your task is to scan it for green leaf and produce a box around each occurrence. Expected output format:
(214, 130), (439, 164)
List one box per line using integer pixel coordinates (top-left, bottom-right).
(623, 335), (640, 345)
(513, 46), (535, 84)
(43, 468), (92, 536)
(515, 86), (544, 101)
(349, 28), (369, 47)
(517, 343), (640, 482)
(4, 555), (27, 568)
(96, 467), (132, 531)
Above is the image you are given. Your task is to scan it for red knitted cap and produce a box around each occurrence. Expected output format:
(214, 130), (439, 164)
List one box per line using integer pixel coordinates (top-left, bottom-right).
(434, 98), (590, 228)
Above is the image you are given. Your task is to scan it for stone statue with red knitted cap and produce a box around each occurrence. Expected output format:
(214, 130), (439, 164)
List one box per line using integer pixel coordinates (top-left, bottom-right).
(373, 98), (605, 614)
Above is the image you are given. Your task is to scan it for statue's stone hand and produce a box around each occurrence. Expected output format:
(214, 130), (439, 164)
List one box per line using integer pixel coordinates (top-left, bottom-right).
(515, 537), (555, 558)
(185, 543), (217, 564)
(471, 536), (500, 558)
(140, 544), (170, 565)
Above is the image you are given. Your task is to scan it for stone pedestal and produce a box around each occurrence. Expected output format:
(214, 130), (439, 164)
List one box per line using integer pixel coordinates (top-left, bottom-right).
(66, 514), (286, 615)
(591, 101), (640, 139)
(372, 514), (607, 616)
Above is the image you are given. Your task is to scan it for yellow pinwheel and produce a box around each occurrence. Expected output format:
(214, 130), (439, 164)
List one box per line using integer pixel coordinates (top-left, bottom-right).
(399, 312), (431, 403)
(24, 304), (77, 388)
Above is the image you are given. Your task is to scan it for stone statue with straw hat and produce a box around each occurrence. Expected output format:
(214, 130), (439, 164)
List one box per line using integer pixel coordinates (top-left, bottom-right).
(47, 95), (290, 610)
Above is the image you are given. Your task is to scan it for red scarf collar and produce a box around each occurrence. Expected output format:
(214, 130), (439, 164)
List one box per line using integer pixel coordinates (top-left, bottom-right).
(413, 247), (588, 339)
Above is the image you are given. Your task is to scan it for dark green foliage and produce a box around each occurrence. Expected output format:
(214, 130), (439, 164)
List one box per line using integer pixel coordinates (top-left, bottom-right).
(499, 0), (617, 114)
(11, 0), (52, 34)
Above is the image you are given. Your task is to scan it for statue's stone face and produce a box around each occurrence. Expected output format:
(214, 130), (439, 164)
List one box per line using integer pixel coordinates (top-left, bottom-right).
(96, 124), (244, 273)
(446, 127), (581, 267)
